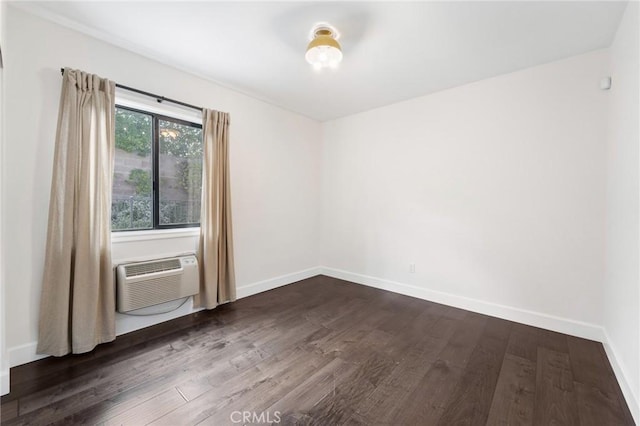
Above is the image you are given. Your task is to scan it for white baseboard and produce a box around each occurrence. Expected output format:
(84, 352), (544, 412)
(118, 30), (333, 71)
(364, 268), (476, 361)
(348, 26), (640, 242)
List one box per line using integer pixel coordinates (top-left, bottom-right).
(8, 266), (322, 369)
(601, 330), (639, 424)
(320, 266), (604, 341)
(8, 342), (48, 368)
(236, 267), (322, 299)
(1, 369), (9, 396)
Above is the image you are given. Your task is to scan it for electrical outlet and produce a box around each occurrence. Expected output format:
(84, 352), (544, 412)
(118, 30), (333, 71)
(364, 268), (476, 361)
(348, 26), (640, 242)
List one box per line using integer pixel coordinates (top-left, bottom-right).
(409, 263), (415, 273)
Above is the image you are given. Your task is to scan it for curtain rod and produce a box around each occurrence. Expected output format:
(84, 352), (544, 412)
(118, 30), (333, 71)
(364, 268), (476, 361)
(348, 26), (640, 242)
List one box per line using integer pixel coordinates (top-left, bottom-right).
(59, 68), (203, 112)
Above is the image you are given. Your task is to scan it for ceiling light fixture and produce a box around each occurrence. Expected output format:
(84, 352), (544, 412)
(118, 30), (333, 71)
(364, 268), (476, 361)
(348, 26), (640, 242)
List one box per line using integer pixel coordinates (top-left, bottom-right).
(305, 24), (342, 70)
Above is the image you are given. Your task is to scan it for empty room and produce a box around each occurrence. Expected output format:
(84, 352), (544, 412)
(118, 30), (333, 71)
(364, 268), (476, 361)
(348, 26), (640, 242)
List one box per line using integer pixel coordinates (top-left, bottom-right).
(0, 0), (639, 425)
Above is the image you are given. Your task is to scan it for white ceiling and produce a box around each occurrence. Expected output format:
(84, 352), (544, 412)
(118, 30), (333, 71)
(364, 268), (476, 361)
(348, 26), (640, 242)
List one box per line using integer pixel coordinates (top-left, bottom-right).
(18, 1), (628, 121)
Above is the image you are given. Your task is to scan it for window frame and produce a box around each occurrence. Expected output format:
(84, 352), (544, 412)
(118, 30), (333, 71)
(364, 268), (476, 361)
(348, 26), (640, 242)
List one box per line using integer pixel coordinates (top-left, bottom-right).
(114, 104), (203, 232)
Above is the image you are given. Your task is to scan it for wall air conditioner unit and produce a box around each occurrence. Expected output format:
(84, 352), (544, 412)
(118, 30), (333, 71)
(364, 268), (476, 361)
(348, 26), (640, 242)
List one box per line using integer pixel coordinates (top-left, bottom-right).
(116, 255), (199, 313)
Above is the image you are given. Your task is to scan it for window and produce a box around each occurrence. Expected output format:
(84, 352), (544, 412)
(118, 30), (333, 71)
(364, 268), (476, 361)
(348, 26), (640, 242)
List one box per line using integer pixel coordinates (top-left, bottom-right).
(112, 105), (203, 231)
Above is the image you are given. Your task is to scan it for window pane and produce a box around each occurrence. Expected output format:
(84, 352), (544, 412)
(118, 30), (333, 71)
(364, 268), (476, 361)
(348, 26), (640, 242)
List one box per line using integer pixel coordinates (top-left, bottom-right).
(112, 107), (153, 230)
(158, 119), (203, 226)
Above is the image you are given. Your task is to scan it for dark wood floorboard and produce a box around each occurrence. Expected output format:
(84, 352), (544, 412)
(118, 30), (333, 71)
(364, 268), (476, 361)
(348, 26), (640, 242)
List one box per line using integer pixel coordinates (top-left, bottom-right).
(534, 347), (579, 425)
(1, 275), (634, 425)
(436, 316), (511, 426)
(486, 353), (536, 426)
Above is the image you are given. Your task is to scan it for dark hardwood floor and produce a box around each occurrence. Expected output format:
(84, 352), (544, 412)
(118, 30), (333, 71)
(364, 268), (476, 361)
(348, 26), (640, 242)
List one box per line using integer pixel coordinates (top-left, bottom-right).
(1, 275), (634, 425)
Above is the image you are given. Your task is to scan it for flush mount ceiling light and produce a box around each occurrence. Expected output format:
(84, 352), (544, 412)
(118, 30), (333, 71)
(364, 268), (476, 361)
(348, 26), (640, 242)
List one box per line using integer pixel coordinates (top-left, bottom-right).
(305, 24), (342, 70)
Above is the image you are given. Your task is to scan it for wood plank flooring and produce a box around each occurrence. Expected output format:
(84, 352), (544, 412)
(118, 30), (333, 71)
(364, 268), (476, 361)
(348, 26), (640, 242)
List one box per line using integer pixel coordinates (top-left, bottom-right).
(1, 275), (634, 425)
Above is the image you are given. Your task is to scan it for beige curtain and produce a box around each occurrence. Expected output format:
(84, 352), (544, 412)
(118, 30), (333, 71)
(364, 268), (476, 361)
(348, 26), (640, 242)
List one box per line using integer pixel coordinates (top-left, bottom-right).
(37, 68), (116, 356)
(195, 109), (236, 309)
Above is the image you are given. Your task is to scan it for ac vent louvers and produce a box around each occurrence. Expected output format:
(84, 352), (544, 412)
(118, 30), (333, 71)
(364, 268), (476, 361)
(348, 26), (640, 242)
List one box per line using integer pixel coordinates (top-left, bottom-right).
(124, 259), (182, 277)
(117, 255), (199, 313)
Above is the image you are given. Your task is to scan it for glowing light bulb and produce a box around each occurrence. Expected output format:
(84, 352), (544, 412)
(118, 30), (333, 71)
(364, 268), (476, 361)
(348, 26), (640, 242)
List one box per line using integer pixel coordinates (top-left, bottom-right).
(305, 24), (343, 70)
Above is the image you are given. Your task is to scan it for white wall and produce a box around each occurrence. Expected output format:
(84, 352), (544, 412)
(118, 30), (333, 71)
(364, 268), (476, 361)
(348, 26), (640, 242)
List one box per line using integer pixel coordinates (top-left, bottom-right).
(0, 0), (8, 396)
(2, 6), (321, 367)
(321, 50), (609, 336)
(604, 1), (640, 421)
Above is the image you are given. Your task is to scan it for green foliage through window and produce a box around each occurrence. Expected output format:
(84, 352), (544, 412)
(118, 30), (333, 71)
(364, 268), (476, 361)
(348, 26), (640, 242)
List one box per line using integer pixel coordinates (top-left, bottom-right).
(127, 168), (152, 195)
(115, 109), (152, 156)
(177, 160), (203, 193)
(160, 119), (203, 159)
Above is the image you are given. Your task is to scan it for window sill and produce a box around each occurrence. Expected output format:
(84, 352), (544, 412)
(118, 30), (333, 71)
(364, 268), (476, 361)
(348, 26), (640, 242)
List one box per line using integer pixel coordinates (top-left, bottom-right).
(111, 228), (200, 244)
